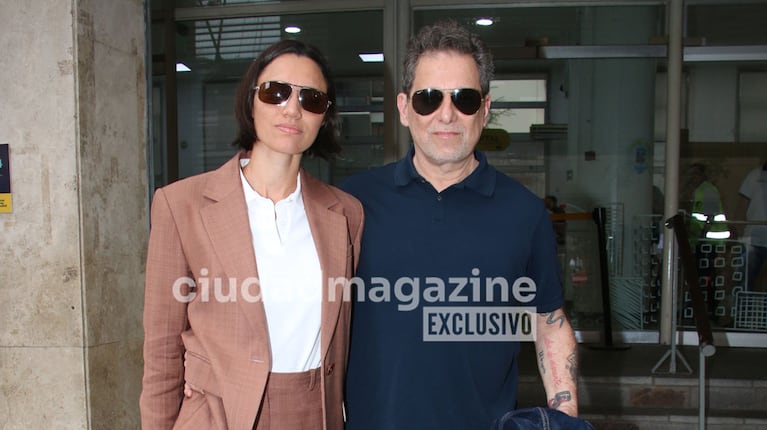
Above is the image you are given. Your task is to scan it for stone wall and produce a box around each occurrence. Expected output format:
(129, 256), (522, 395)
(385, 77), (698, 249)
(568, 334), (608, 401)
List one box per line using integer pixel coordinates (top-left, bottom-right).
(0, 1), (147, 428)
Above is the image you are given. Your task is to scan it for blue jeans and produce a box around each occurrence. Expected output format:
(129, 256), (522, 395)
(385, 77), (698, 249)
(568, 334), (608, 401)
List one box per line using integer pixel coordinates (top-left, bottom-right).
(491, 407), (596, 430)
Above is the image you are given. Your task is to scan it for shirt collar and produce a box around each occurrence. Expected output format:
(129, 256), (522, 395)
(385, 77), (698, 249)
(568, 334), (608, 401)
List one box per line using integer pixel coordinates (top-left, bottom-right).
(393, 145), (495, 197)
(240, 158), (303, 205)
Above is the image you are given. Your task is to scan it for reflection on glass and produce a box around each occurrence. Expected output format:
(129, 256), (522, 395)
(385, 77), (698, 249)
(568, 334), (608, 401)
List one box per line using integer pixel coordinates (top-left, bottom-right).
(176, 0), (275, 7)
(163, 11), (384, 185)
(487, 108), (544, 133)
(491, 79), (546, 103)
(151, 2), (767, 341)
(193, 17), (281, 61)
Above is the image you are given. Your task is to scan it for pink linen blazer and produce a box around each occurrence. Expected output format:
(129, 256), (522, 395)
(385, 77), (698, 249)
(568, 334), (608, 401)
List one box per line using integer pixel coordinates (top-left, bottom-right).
(140, 152), (364, 430)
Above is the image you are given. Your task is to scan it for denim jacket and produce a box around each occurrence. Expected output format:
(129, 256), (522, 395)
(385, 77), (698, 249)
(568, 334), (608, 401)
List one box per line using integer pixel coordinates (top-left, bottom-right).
(491, 407), (596, 430)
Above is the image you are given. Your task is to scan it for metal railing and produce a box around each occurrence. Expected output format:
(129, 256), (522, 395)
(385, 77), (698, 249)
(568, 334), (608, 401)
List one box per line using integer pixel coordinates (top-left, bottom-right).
(553, 209), (718, 426)
(551, 208), (626, 349)
(665, 213), (716, 430)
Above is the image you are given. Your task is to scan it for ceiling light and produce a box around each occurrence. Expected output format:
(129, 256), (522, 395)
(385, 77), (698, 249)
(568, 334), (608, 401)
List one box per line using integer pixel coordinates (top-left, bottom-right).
(359, 53), (384, 63)
(475, 18), (494, 26)
(176, 62), (191, 72)
(284, 26), (301, 34)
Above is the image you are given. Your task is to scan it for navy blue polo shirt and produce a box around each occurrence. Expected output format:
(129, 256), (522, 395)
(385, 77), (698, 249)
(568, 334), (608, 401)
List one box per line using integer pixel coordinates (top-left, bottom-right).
(340, 148), (563, 430)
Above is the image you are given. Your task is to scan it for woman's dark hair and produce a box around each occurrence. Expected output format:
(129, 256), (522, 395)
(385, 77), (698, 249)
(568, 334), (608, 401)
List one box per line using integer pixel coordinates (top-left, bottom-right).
(233, 39), (341, 159)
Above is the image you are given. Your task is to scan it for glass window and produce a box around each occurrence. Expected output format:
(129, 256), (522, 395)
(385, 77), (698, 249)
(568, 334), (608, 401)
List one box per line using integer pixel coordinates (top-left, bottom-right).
(175, 0), (276, 7)
(488, 79), (546, 133)
(332, 78), (386, 185)
(484, 79), (547, 196)
(192, 16), (282, 62)
(161, 10), (384, 186)
(687, 2), (767, 46)
(739, 72), (767, 142)
(492, 79), (546, 102)
(150, 1), (767, 342)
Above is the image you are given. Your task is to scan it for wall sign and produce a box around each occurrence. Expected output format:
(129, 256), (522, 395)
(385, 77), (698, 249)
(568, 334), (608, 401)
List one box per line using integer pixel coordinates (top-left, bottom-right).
(0, 143), (12, 213)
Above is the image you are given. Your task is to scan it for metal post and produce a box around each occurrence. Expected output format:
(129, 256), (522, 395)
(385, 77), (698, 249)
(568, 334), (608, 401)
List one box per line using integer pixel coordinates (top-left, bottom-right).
(652, 230), (692, 375)
(699, 350), (706, 430)
(594, 207), (613, 346)
(589, 208), (629, 350)
(660, 0), (684, 345)
(384, 0), (411, 162)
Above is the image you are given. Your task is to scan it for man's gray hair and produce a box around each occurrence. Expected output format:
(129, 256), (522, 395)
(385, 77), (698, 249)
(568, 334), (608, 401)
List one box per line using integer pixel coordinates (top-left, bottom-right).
(402, 19), (494, 95)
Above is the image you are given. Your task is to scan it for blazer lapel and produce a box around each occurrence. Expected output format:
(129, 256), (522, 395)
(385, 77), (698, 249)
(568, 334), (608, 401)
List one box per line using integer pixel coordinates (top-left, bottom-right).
(301, 170), (350, 358)
(199, 153), (272, 430)
(199, 153), (270, 356)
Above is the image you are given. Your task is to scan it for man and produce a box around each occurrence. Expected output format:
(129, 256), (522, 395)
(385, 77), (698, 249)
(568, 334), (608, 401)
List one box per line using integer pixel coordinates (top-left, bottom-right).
(737, 162), (767, 290)
(544, 195), (567, 245)
(340, 20), (579, 429)
(685, 163), (730, 242)
(681, 163), (732, 323)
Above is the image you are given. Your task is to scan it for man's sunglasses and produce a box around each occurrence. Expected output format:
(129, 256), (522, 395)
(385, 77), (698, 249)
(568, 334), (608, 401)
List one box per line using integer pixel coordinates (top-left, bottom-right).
(253, 81), (331, 114)
(411, 88), (484, 116)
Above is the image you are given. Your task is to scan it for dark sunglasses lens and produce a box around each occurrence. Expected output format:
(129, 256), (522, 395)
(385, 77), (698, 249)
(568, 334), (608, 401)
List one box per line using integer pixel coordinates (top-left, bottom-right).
(299, 88), (330, 114)
(412, 89), (444, 116)
(452, 89), (483, 115)
(258, 81), (292, 105)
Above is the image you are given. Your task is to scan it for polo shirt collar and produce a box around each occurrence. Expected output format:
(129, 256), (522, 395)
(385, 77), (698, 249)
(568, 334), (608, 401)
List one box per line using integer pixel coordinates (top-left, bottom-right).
(393, 145), (495, 197)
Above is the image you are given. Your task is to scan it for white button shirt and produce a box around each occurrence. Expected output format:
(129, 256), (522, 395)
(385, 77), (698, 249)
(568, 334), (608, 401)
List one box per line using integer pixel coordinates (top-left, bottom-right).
(240, 164), (322, 372)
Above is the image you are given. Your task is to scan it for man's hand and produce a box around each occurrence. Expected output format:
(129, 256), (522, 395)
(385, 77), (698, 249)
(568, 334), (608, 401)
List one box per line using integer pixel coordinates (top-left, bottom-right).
(182, 351), (200, 398)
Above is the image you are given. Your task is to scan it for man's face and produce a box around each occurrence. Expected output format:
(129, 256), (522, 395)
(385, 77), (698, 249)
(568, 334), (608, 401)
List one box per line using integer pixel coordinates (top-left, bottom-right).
(397, 51), (490, 167)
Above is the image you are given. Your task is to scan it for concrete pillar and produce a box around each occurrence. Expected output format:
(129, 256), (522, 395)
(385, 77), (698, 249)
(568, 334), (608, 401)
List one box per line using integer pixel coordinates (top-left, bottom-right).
(0, 1), (147, 428)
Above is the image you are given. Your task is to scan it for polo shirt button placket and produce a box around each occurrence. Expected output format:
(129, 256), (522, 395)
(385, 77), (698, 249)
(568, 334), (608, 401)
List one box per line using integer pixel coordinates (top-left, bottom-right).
(433, 193), (445, 223)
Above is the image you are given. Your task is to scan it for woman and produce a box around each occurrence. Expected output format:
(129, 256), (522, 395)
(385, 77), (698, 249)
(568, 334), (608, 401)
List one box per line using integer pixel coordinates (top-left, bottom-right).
(140, 39), (364, 430)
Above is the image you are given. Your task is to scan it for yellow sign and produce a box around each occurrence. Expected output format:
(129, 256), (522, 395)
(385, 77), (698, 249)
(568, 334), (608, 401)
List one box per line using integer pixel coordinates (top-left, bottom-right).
(476, 128), (511, 151)
(0, 194), (11, 213)
(0, 143), (11, 213)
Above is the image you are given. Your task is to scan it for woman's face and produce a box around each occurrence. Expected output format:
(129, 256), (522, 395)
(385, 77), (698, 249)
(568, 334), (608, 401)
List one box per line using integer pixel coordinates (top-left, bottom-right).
(251, 54), (328, 158)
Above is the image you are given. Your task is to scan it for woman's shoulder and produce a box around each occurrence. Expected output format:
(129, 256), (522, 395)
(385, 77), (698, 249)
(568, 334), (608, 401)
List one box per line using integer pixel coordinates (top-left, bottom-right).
(154, 170), (216, 209)
(160, 170), (209, 192)
(162, 155), (240, 194)
(155, 153), (242, 204)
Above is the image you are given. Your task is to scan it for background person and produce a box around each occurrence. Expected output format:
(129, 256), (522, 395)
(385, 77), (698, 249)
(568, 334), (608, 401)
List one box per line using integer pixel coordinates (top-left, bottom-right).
(544, 194), (567, 245)
(340, 20), (579, 429)
(737, 162), (767, 290)
(683, 163), (730, 242)
(140, 39), (363, 430)
(681, 163), (732, 323)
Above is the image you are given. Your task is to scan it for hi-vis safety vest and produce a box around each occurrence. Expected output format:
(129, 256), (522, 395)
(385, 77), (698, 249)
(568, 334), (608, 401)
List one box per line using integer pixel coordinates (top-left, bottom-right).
(690, 181), (730, 240)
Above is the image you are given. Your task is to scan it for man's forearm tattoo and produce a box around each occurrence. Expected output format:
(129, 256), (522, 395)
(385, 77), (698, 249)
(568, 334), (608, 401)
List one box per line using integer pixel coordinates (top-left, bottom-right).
(543, 338), (563, 386)
(542, 311), (566, 329)
(548, 391), (572, 409)
(566, 352), (578, 382)
(538, 349), (546, 374)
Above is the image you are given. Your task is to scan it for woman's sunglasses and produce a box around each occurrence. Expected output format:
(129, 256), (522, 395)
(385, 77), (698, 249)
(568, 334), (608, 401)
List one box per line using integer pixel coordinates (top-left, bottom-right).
(411, 88), (484, 116)
(254, 81), (331, 114)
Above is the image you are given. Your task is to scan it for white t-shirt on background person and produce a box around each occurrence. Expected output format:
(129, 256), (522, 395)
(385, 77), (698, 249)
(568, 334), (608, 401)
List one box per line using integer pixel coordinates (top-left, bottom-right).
(739, 167), (767, 248)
